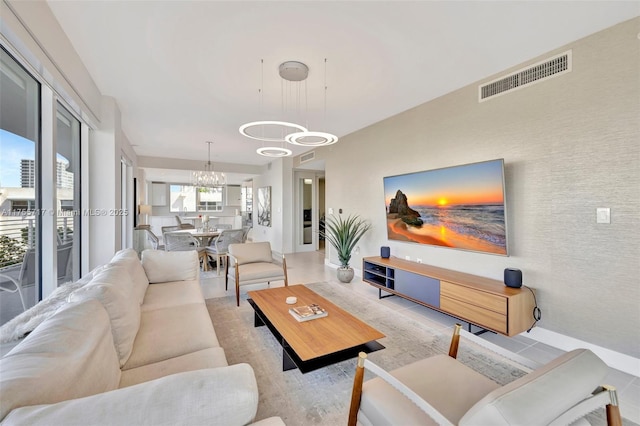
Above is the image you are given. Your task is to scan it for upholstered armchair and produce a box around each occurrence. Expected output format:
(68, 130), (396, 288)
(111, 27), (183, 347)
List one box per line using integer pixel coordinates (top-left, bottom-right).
(348, 324), (622, 426)
(226, 242), (288, 306)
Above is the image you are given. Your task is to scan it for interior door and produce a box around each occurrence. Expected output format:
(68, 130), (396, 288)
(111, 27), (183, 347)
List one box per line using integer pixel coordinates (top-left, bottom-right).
(295, 171), (316, 252)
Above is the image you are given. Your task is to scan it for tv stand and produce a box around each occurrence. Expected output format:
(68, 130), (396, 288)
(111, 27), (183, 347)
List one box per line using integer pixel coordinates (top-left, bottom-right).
(362, 256), (536, 336)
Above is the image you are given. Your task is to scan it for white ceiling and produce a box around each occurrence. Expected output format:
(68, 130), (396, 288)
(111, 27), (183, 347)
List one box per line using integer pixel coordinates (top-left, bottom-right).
(46, 1), (639, 181)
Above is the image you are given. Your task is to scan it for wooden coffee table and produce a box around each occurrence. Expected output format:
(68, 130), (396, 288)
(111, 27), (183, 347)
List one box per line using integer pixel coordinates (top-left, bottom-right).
(247, 285), (385, 373)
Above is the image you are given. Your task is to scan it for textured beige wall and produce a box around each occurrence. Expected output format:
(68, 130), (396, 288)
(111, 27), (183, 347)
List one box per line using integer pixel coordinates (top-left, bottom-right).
(317, 18), (640, 357)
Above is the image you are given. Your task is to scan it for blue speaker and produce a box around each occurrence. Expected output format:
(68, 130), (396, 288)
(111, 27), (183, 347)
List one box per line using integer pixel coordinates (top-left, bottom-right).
(504, 268), (522, 288)
(381, 246), (390, 259)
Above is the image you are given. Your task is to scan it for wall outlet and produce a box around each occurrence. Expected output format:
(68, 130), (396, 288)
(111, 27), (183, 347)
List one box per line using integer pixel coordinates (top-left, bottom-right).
(405, 255), (410, 261)
(417, 258), (423, 264)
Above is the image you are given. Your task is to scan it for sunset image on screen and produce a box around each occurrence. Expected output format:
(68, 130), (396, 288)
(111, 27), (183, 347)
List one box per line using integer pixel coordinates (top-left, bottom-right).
(384, 159), (508, 255)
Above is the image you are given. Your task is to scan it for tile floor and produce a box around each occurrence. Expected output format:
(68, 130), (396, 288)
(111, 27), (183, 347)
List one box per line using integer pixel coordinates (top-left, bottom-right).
(202, 250), (640, 424)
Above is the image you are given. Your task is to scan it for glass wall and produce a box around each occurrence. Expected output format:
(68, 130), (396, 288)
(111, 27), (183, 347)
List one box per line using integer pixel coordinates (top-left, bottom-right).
(0, 46), (84, 325)
(0, 46), (41, 320)
(56, 103), (80, 283)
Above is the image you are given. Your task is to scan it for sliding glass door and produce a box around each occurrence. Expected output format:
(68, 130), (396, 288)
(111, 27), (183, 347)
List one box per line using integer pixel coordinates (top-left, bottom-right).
(0, 46), (41, 320)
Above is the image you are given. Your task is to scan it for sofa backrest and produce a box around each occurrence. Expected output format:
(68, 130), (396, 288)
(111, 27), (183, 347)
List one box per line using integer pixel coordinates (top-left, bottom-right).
(111, 248), (149, 304)
(0, 300), (121, 421)
(228, 242), (273, 265)
(69, 265), (141, 367)
(141, 249), (200, 283)
(460, 348), (608, 425)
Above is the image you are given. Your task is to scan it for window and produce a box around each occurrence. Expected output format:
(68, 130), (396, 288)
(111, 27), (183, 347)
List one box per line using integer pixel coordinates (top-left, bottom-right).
(56, 103), (80, 282)
(169, 185), (196, 212)
(198, 187), (223, 212)
(0, 46), (41, 318)
(10, 200), (36, 212)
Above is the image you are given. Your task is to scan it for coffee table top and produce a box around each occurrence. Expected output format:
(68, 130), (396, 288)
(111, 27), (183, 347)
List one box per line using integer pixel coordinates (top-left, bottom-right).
(247, 285), (385, 362)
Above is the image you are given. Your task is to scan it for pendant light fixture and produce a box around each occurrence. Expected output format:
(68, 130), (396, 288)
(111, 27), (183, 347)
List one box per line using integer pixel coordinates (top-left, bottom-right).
(284, 58), (339, 147)
(240, 60), (299, 157)
(240, 59), (338, 156)
(191, 141), (226, 187)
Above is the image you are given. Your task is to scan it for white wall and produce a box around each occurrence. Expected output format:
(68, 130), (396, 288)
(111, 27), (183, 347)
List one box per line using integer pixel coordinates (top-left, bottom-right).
(311, 18), (640, 359)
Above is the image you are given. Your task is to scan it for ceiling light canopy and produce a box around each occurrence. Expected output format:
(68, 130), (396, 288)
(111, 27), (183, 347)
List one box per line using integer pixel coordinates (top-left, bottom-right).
(191, 141), (226, 188)
(240, 59), (338, 157)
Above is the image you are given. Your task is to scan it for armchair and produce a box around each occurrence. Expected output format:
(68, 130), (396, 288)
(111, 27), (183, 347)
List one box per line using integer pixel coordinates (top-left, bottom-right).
(226, 242), (288, 306)
(348, 324), (622, 426)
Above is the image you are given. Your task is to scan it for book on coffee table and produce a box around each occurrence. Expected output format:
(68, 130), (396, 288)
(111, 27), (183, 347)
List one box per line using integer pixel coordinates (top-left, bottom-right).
(289, 303), (328, 322)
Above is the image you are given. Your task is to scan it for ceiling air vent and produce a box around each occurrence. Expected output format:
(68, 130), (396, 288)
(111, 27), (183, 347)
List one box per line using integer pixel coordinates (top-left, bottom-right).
(300, 151), (315, 164)
(479, 50), (571, 102)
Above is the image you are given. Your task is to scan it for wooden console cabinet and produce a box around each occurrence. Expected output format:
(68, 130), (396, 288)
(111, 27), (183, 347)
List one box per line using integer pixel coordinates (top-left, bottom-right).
(362, 256), (535, 336)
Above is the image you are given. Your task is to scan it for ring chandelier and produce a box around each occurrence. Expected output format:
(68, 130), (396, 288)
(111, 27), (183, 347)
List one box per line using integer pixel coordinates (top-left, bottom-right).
(240, 60), (338, 156)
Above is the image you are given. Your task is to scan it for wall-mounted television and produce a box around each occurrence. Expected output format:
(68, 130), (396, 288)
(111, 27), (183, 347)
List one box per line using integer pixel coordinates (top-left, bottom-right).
(384, 159), (508, 256)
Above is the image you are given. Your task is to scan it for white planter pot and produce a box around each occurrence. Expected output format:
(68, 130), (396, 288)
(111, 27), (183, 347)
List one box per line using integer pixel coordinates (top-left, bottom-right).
(337, 267), (355, 283)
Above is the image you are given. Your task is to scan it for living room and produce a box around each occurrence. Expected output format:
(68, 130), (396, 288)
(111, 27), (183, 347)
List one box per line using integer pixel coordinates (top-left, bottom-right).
(0, 1), (638, 424)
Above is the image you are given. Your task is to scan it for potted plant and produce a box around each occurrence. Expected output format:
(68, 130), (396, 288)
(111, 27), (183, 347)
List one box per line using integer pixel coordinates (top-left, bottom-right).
(319, 214), (372, 283)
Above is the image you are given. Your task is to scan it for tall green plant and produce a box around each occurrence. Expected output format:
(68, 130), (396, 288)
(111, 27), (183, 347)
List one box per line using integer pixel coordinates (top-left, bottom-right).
(319, 214), (371, 268)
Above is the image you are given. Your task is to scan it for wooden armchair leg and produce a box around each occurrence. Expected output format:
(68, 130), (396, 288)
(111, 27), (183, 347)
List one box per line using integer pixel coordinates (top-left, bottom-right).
(348, 352), (367, 426)
(448, 323), (462, 359)
(225, 256), (229, 290)
(282, 254), (289, 287)
(235, 263), (240, 307)
(604, 385), (622, 426)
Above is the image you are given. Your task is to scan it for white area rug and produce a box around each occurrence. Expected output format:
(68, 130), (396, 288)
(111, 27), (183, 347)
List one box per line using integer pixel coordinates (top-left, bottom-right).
(206, 282), (530, 425)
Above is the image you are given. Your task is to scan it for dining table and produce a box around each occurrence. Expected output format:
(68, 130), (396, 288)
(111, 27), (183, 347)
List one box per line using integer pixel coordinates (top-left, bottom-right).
(178, 228), (220, 247)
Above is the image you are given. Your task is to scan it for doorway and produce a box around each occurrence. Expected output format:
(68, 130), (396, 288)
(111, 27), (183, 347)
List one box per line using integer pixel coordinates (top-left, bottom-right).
(294, 171), (324, 253)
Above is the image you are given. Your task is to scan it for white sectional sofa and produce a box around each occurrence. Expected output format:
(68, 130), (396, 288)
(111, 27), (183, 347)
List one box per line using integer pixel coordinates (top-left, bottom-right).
(0, 248), (283, 426)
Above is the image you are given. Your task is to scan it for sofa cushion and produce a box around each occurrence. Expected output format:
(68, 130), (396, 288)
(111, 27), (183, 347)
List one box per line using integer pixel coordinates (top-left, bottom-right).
(119, 347), (228, 388)
(228, 262), (286, 282)
(141, 280), (206, 311)
(141, 249), (199, 283)
(460, 348), (608, 425)
(0, 300), (121, 421)
(359, 354), (499, 426)
(3, 365), (259, 426)
(69, 277), (141, 367)
(122, 303), (219, 370)
(111, 248), (149, 304)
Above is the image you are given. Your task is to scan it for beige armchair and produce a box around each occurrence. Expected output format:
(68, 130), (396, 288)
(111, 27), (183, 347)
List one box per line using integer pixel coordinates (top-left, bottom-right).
(348, 324), (622, 426)
(226, 242), (288, 306)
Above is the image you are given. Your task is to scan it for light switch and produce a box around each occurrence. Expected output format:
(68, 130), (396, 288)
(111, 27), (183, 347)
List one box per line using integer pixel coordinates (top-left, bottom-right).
(596, 208), (610, 224)
(328, 207), (334, 214)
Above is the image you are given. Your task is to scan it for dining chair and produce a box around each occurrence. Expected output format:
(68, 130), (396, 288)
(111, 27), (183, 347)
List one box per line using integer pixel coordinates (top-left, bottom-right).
(161, 225), (181, 235)
(144, 229), (164, 250)
(205, 229), (245, 275)
(163, 232), (209, 271)
(241, 226), (252, 242)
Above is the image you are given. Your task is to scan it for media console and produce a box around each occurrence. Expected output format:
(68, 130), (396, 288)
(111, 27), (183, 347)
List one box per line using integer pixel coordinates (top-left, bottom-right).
(362, 256), (536, 336)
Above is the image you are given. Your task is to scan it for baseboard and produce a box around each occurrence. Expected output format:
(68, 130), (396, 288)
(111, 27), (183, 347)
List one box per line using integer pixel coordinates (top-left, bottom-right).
(524, 327), (640, 378)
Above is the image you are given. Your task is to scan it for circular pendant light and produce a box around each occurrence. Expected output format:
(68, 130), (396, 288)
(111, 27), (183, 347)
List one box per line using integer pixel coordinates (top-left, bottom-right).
(256, 146), (293, 157)
(285, 131), (339, 146)
(239, 120), (308, 143)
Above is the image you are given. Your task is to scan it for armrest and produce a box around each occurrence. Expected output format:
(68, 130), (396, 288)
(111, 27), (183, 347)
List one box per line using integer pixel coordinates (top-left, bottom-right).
(3, 364), (259, 426)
